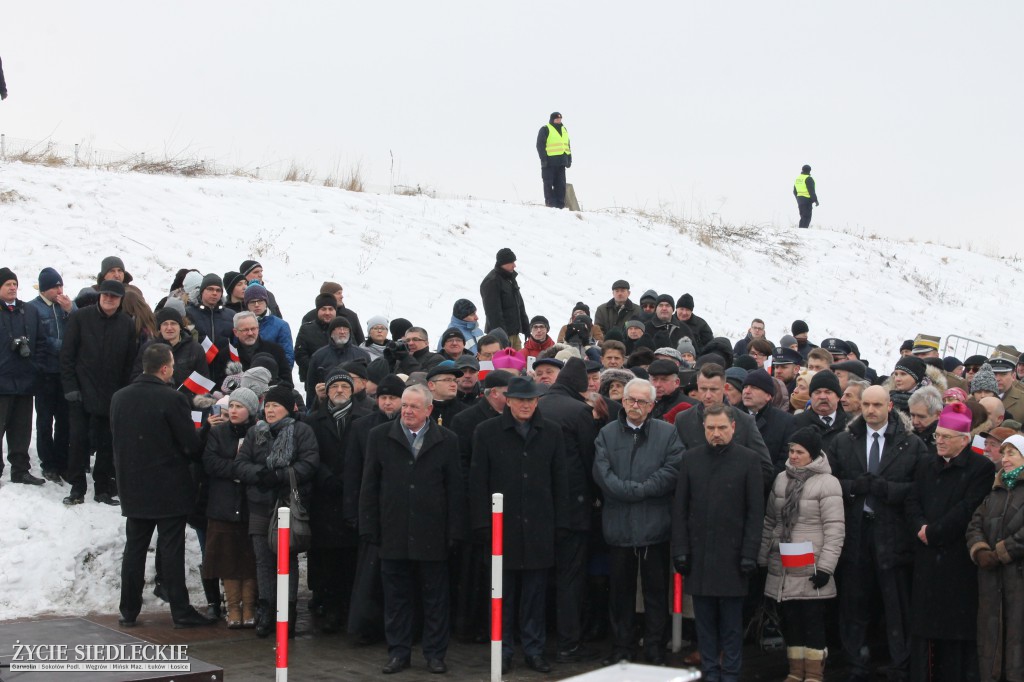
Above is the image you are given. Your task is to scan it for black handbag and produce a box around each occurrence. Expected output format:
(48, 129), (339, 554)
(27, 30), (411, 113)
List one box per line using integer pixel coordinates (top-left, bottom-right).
(268, 467), (312, 554)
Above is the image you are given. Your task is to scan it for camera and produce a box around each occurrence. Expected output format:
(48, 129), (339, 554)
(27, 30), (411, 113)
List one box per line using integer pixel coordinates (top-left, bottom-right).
(10, 336), (31, 358)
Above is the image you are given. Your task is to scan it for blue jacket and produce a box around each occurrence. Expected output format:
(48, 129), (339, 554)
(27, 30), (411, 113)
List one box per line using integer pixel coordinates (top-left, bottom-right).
(27, 295), (75, 374)
(256, 313), (294, 370)
(436, 315), (485, 354)
(0, 299), (45, 395)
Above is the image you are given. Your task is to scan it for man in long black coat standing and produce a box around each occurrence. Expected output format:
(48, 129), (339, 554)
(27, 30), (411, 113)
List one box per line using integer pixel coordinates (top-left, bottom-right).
(360, 383), (465, 675)
(671, 403), (764, 682)
(111, 344), (213, 628)
(906, 401), (994, 682)
(479, 248), (529, 350)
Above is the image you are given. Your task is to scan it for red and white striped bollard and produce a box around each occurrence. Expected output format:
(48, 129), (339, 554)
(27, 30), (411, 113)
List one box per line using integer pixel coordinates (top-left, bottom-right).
(491, 493), (503, 682)
(276, 506), (290, 681)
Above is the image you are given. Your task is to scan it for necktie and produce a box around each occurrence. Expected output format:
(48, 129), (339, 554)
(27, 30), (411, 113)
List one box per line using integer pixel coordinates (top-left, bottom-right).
(865, 433), (880, 512)
(822, 415), (832, 427)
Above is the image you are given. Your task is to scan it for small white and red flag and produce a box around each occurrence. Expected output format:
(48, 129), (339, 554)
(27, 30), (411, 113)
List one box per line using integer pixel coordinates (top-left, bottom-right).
(183, 371), (216, 395)
(191, 411), (203, 429)
(478, 360), (494, 380)
(779, 541), (815, 569)
(201, 336), (219, 364)
(972, 435), (986, 455)
(228, 342), (240, 363)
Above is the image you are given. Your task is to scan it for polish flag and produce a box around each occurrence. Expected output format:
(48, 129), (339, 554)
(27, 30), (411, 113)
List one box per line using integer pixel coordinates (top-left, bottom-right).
(183, 371), (216, 395)
(779, 541), (815, 568)
(228, 342), (240, 362)
(191, 411), (203, 429)
(478, 360), (494, 380)
(201, 336), (219, 363)
(972, 435), (986, 455)
(763, 355), (773, 372)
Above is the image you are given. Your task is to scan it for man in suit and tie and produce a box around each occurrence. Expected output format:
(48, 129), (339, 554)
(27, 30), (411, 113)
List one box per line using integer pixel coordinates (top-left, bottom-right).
(793, 370), (848, 452)
(828, 386), (928, 681)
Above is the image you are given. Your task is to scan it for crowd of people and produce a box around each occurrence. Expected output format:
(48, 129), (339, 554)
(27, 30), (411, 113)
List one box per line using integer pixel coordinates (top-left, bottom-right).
(2, 248), (1024, 682)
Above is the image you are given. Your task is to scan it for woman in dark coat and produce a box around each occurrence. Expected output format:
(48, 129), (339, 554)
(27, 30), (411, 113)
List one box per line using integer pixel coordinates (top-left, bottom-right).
(234, 385), (319, 638)
(202, 388), (259, 628)
(966, 435), (1024, 682)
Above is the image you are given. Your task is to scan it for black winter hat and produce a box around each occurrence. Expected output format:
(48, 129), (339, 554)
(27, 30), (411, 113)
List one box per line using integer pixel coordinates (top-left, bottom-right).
(830, 359), (866, 379)
(390, 318), (413, 340)
(572, 302), (590, 316)
(894, 356), (926, 383)
(648, 359), (680, 377)
(549, 112), (562, 123)
(342, 361), (368, 380)
(239, 260), (262, 279)
(328, 316), (351, 333)
(99, 256), (126, 278)
(483, 371), (511, 389)
(367, 357), (391, 384)
(733, 354), (758, 371)
(441, 328), (465, 346)
(223, 271), (245, 294)
(325, 369), (355, 392)
(38, 267), (61, 291)
(943, 356), (963, 373)
(801, 164), (812, 174)
(263, 385), (296, 415)
(789, 426), (822, 459)
(899, 339), (915, 353)
(0, 267), (16, 286)
(742, 368), (776, 397)
(200, 273), (223, 293)
(639, 289), (658, 305)
(529, 315), (550, 330)
(251, 352), (279, 378)
(315, 293), (336, 310)
(808, 370), (841, 397)
(155, 307), (183, 328)
(495, 248), (517, 267)
(452, 298), (476, 319)
(676, 293), (695, 310)
(555, 358), (588, 393)
(791, 319), (809, 336)
(963, 354), (989, 368)
(97, 280), (125, 298)
(376, 374), (407, 398)
(655, 294), (675, 307)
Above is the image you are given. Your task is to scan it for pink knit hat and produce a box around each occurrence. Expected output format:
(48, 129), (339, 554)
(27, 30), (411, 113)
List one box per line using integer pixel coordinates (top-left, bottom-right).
(942, 387), (968, 403)
(937, 402), (972, 433)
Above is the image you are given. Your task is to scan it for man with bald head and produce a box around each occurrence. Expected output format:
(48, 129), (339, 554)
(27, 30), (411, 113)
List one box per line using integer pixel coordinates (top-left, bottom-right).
(829, 385), (928, 681)
(979, 396), (1005, 429)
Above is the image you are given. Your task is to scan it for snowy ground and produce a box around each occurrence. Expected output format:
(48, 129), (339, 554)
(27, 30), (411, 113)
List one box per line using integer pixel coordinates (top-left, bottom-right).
(0, 161), (1021, 620)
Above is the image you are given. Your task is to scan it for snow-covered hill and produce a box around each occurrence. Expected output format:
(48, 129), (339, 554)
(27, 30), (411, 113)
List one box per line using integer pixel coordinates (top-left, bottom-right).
(0, 161), (1020, 619)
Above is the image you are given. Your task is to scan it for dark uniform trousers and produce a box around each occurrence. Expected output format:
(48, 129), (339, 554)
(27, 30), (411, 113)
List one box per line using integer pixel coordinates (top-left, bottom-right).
(556, 529), (589, 651)
(542, 166), (567, 209)
(380, 559), (450, 661)
(797, 197), (814, 228)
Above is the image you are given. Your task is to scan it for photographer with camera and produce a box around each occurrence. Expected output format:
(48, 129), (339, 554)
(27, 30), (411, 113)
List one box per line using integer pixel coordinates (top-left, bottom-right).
(0, 267), (47, 486)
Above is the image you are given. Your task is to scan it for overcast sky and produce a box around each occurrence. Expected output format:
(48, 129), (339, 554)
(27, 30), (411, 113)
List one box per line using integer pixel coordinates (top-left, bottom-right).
(3, 2), (1020, 249)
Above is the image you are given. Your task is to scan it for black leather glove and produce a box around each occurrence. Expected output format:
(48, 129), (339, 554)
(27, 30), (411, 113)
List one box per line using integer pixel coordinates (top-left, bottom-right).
(256, 469), (278, 492)
(739, 558), (757, 578)
(869, 476), (887, 499)
(64, 391), (82, 402)
(809, 571), (831, 589)
(850, 474), (872, 496)
(566, 157), (572, 169)
(673, 555), (690, 576)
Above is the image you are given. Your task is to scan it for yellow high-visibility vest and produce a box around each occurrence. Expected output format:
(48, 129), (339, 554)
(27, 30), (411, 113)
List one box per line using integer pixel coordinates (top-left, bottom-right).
(794, 174), (811, 198)
(545, 124), (570, 157)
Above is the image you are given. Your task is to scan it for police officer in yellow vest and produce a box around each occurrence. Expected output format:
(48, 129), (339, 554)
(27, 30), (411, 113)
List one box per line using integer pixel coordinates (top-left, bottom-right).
(537, 112), (572, 209)
(793, 164), (819, 228)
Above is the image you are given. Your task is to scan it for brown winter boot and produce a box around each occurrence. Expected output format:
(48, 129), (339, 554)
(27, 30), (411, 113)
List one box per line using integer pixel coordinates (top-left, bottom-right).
(803, 648), (826, 682)
(785, 646), (805, 681)
(241, 579), (258, 628)
(223, 579), (243, 628)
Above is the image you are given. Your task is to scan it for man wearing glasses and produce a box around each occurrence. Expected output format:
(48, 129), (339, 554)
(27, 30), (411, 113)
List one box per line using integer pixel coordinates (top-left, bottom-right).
(593, 378), (683, 666)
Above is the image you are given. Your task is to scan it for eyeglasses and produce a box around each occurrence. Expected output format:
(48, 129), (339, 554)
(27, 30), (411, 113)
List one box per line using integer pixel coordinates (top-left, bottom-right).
(431, 377), (457, 383)
(934, 433), (966, 441)
(405, 337), (427, 343)
(624, 397), (652, 407)
(370, 326), (388, 332)
(531, 324), (548, 330)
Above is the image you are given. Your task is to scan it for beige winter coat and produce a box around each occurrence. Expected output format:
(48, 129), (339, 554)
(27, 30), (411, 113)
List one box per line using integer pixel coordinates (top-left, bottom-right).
(759, 454), (845, 601)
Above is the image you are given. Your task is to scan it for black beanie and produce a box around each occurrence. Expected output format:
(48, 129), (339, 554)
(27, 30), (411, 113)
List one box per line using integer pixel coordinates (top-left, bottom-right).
(376, 374), (407, 398)
(894, 356), (926, 383)
(554, 357), (588, 393)
(155, 307), (183, 328)
(789, 426), (822, 459)
(495, 248), (517, 267)
(199, 273), (223, 295)
(792, 319), (809, 336)
(453, 298), (476, 319)
(328, 316), (351, 333)
(239, 260), (262, 279)
(315, 293), (336, 310)
(390, 318), (413, 340)
(0, 267), (17, 286)
(572, 301), (590, 316)
(742, 368), (776, 397)
(223, 271), (244, 294)
(549, 111), (562, 123)
(655, 294), (675, 307)
(264, 385), (296, 416)
(676, 293), (695, 310)
(808, 370), (841, 397)
(529, 315), (550, 330)
(251, 352), (279, 378)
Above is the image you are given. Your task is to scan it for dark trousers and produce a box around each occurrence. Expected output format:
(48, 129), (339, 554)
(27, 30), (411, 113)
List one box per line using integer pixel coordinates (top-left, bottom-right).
(0, 393), (33, 477)
(797, 197), (814, 228)
(67, 401), (115, 497)
(380, 559), (450, 661)
(910, 637), (979, 682)
(778, 598), (828, 649)
(503, 568), (547, 658)
(120, 516), (192, 622)
(692, 595), (745, 682)
(34, 373), (69, 473)
(453, 538), (489, 640)
(307, 546), (358, 618)
(608, 543), (670, 655)
(840, 518), (912, 679)
(556, 530), (588, 650)
(542, 165), (567, 208)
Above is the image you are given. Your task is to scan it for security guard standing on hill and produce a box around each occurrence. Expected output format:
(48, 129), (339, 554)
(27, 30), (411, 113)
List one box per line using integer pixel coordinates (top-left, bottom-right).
(794, 164), (819, 228)
(537, 112), (572, 209)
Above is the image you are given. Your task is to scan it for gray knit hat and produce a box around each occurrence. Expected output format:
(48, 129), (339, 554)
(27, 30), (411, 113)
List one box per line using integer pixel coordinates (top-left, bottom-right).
(676, 337), (696, 357)
(240, 367), (272, 396)
(228, 387), (260, 416)
(970, 363), (999, 395)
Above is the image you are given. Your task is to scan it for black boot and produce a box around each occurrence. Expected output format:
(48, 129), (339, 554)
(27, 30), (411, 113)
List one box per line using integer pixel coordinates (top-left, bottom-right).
(255, 599), (273, 638)
(202, 577), (222, 620)
(288, 601), (297, 639)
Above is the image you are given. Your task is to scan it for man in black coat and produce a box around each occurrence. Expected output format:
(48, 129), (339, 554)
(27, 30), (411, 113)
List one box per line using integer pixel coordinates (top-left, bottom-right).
(479, 248), (529, 348)
(304, 316), (370, 407)
(793, 370), (848, 452)
(537, 111), (571, 208)
(673, 293), (713, 351)
(741, 369), (796, 474)
(185, 274), (235, 385)
(829, 386), (928, 682)
(294, 294), (336, 384)
(426, 362), (468, 428)
(111, 344), (214, 628)
(645, 295), (690, 352)
(470, 377), (570, 675)
(360, 384), (465, 675)
(300, 282), (365, 345)
(647, 359), (693, 421)
(905, 402), (994, 682)
(537, 359), (599, 663)
(672, 404), (764, 682)
(60, 280), (137, 505)
(233, 311), (290, 386)
(674, 363), (774, 487)
(593, 279), (642, 336)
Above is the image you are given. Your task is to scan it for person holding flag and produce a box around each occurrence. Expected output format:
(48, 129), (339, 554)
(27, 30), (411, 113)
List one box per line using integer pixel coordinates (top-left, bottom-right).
(758, 426), (845, 682)
(131, 307), (209, 387)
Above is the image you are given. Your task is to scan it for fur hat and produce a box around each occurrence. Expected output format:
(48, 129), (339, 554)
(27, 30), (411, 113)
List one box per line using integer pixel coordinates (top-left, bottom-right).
(599, 368), (635, 395)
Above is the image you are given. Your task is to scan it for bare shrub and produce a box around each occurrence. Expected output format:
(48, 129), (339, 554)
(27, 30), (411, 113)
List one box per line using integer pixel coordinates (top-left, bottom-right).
(341, 163), (365, 192)
(284, 163), (313, 183)
(0, 189), (26, 203)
